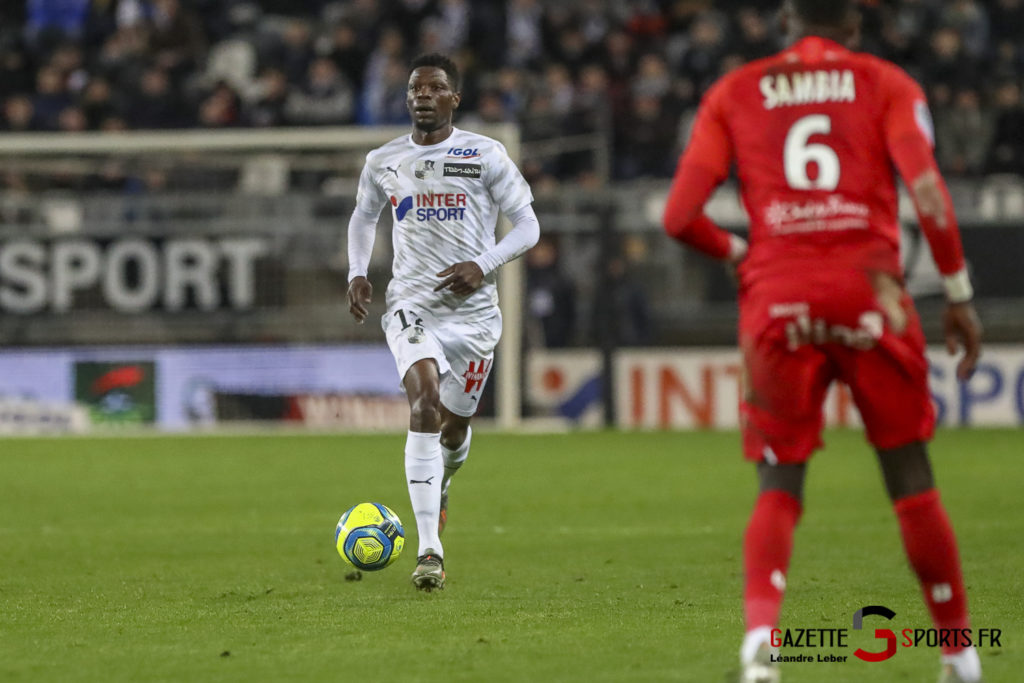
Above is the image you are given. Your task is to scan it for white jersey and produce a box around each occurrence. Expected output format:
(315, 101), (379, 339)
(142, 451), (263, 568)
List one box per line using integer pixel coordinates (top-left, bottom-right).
(355, 127), (534, 318)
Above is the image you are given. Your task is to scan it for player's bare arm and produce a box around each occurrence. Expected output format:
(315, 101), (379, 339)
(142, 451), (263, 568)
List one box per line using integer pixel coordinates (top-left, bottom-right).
(910, 171), (981, 379)
(347, 276), (372, 324)
(944, 301), (982, 381)
(434, 261), (484, 295)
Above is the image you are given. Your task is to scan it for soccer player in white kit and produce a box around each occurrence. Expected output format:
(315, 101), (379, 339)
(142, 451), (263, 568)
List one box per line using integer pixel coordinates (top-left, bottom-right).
(346, 54), (539, 591)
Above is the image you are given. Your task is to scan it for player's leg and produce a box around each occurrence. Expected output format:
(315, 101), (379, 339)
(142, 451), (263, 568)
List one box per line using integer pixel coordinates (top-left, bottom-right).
(438, 405), (471, 535)
(875, 443), (980, 682)
(740, 462), (807, 678)
(383, 306), (449, 589)
(738, 328), (832, 680)
(841, 296), (980, 682)
(434, 310), (499, 537)
(402, 359), (446, 579)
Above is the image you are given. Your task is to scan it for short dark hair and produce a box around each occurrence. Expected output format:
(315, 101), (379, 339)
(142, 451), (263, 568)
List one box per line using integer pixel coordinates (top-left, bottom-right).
(409, 53), (460, 92)
(791, 0), (852, 26)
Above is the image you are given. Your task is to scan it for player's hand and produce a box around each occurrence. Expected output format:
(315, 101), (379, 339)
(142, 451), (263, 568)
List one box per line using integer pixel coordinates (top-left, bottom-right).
(434, 262), (484, 296)
(347, 276), (372, 324)
(943, 301), (982, 381)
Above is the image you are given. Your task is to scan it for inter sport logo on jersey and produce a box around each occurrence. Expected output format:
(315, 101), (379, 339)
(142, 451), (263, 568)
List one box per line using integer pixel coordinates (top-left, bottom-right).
(390, 193), (468, 221)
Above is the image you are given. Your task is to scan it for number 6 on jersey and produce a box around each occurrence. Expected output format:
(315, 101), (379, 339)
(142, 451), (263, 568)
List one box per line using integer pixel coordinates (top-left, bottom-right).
(784, 114), (840, 191)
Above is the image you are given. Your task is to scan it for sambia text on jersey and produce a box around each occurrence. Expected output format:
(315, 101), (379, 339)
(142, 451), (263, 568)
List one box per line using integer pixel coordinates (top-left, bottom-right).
(760, 69), (856, 110)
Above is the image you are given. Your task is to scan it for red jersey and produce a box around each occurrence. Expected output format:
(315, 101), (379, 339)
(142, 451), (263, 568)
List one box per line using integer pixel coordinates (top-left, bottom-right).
(664, 36), (965, 287)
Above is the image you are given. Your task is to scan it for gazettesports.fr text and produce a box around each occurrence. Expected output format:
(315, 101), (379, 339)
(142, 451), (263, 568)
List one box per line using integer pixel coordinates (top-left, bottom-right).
(771, 628), (1003, 649)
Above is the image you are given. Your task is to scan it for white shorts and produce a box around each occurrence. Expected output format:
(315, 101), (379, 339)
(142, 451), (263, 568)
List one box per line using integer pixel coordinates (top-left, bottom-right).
(382, 304), (502, 418)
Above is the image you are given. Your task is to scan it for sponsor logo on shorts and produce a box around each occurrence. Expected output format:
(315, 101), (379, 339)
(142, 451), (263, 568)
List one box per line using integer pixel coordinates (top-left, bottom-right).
(463, 358), (492, 393)
(443, 163), (482, 178)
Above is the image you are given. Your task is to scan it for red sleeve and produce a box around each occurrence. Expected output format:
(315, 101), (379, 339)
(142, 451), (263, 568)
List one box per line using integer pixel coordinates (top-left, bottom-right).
(883, 66), (965, 275)
(663, 81), (736, 260)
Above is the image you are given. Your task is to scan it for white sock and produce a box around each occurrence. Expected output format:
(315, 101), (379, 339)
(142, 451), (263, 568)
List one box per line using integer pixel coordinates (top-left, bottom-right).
(404, 431), (443, 558)
(441, 426), (472, 495)
(942, 647), (982, 682)
(740, 626), (776, 665)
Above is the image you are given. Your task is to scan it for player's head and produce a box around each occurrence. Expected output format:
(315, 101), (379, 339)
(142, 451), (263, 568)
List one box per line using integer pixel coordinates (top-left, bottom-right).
(407, 53), (461, 133)
(781, 0), (859, 46)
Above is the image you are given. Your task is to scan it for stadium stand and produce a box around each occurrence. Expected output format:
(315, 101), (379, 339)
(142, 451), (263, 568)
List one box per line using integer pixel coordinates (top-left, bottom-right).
(2, 0), (1022, 184)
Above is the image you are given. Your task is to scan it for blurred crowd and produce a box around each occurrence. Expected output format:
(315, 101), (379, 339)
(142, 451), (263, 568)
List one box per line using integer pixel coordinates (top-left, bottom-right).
(1, 0), (1023, 183)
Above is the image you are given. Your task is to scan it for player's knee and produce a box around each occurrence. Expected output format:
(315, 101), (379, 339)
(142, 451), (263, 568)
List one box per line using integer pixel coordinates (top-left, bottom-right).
(440, 422), (467, 451)
(877, 441), (934, 501)
(757, 462), (806, 502)
(408, 392), (441, 432)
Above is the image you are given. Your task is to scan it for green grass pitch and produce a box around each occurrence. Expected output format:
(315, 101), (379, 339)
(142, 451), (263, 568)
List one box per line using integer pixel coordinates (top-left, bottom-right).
(1, 429), (1020, 682)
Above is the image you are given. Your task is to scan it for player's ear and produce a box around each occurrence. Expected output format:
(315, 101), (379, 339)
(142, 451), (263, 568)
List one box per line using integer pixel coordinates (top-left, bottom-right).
(452, 92), (461, 110)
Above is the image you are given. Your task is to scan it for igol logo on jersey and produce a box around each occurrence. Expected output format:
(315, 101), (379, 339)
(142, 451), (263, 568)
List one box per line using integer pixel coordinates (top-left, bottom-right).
(390, 193), (468, 221)
(446, 147), (480, 159)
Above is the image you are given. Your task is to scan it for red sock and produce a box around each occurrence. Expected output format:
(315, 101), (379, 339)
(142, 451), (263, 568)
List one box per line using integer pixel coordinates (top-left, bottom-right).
(894, 488), (971, 654)
(744, 490), (802, 630)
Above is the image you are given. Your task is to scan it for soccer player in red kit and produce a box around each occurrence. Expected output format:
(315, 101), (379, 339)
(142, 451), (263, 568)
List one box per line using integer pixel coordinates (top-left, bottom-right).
(662, 2), (983, 682)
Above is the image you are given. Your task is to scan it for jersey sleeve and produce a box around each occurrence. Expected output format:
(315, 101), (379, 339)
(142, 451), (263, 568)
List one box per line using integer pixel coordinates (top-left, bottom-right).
(662, 80), (738, 260)
(354, 153), (388, 217)
(484, 141), (534, 215)
(678, 80), (734, 181)
(882, 65), (966, 279)
(347, 153), (387, 281)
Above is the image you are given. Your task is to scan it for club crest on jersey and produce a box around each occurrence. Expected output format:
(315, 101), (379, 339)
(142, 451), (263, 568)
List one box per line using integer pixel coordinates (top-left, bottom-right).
(414, 159), (436, 179)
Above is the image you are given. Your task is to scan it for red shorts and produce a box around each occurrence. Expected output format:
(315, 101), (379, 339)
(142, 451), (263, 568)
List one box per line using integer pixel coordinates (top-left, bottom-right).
(739, 268), (935, 464)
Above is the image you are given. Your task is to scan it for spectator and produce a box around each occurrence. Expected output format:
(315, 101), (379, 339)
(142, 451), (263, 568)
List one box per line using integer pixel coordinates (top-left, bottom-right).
(591, 245), (652, 347)
(197, 81), (241, 128)
(434, 0), (471, 54)
(941, 0), (990, 60)
(97, 25), (148, 89)
(734, 7), (774, 61)
(987, 81), (1024, 175)
(362, 26), (405, 104)
(505, 0), (543, 68)
(616, 94), (677, 178)
(272, 18), (314, 84)
(526, 234), (576, 348)
(2, 94), (38, 132)
(80, 76), (118, 128)
(0, 45), (34, 99)
(935, 88), (994, 175)
(148, 0), (207, 79)
(542, 63), (574, 117)
(990, 0), (1024, 46)
(360, 56), (407, 125)
(678, 13), (730, 94)
(923, 26), (976, 89)
(31, 64), (72, 129)
(245, 67), (290, 128)
(129, 66), (185, 129)
(285, 57), (354, 125)
(327, 22), (367, 90)
(57, 105), (88, 132)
